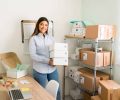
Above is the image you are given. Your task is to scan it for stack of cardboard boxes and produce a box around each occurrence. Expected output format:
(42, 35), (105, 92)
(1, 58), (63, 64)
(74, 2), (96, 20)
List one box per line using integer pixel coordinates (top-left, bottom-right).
(78, 24), (117, 100)
(79, 25), (115, 68)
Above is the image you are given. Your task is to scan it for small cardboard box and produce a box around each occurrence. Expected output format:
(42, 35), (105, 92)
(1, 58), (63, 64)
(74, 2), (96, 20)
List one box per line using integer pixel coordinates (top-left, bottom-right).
(79, 71), (100, 92)
(7, 68), (28, 78)
(102, 51), (111, 67)
(85, 25), (115, 40)
(7, 64), (28, 78)
(91, 95), (101, 100)
(80, 50), (111, 67)
(99, 80), (120, 100)
(80, 50), (103, 67)
(79, 68), (110, 92)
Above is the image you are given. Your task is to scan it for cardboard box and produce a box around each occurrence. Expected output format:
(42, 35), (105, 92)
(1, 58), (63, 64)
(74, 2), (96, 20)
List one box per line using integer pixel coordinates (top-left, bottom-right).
(79, 68), (110, 92)
(0, 85), (10, 100)
(50, 50), (68, 58)
(53, 58), (68, 66)
(99, 80), (120, 100)
(7, 68), (28, 78)
(80, 50), (103, 67)
(80, 50), (111, 67)
(91, 95), (101, 100)
(103, 51), (111, 66)
(97, 71), (110, 80)
(0, 52), (21, 69)
(85, 25), (115, 40)
(82, 92), (91, 100)
(49, 43), (68, 51)
(79, 71), (100, 92)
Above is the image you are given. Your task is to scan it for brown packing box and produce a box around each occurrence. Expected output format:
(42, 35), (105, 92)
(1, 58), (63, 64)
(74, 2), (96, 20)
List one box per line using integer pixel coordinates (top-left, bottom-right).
(80, 50), (111, 67)
(0, 85), (10, 100)
(80, 50), (103, 67)
(99, 80), (120, 100)
(79, 68), (110, 92)
(97, 71), (110, 80)
(102, 51), (111, 67)
(80, 72), (100, 92)
(91, 95), (101, 100)
(85, 25), (115, 40)
(82, 92), (91, 100)
(78, 67), (93, 73)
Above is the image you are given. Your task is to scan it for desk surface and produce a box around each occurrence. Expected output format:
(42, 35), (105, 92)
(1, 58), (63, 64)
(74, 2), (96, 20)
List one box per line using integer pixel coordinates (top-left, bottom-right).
(0, 75), (54, 100)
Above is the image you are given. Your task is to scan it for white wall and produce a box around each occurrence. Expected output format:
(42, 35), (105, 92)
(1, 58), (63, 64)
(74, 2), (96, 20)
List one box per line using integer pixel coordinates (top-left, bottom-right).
(0, 0), (82, 69)
(0, 0), (82, 98)
(81, 0), (120, 83)
(81, 0), (117, 24)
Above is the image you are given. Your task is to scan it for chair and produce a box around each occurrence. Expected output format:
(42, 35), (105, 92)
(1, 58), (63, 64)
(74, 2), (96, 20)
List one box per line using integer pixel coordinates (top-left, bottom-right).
(45, 80), (59, 100)
(0, 52), (21, 70)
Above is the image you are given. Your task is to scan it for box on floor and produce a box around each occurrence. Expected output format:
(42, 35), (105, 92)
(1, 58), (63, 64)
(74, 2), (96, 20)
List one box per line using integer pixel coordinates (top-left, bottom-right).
(91, 95), (101, 100)
(99, 80), (120, 100)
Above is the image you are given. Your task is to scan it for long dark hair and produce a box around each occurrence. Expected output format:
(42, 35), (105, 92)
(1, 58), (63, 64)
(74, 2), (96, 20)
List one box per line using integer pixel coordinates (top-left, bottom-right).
(32, 17), (49, 36)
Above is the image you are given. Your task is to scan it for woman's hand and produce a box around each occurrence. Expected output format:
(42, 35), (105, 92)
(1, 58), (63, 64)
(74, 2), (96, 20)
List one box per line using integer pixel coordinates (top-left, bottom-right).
(49, 58), (55, 67)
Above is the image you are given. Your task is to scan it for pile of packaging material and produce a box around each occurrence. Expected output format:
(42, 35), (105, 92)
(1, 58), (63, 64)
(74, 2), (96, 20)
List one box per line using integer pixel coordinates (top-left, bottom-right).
(70, 87), (83, 100)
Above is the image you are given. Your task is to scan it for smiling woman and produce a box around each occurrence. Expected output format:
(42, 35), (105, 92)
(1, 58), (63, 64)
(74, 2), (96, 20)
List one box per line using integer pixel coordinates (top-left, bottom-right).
(29, 17), (61, 100)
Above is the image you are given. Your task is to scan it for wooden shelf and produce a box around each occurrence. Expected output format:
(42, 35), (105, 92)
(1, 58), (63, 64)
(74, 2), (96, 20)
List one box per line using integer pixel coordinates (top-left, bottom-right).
(65, 34), (84, 39)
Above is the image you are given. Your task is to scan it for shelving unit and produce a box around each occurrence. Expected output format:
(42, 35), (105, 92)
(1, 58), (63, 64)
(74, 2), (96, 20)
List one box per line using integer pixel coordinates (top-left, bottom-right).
(64, 34), (114, 99)
(63, 35), (81, 100)
(81, 38), (113, 95)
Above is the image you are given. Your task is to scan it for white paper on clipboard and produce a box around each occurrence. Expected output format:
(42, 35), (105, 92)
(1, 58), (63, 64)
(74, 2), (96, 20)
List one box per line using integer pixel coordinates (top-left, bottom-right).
(23, 23), (36, 39)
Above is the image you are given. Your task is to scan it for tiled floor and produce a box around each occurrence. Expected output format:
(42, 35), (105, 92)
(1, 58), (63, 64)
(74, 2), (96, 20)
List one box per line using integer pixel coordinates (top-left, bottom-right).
(65, 95), (83, 100)
(65, 95), (72, 100)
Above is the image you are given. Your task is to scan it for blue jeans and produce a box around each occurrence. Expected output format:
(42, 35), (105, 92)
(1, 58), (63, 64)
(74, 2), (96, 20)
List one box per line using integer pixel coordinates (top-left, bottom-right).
(33, 69), (61, 100)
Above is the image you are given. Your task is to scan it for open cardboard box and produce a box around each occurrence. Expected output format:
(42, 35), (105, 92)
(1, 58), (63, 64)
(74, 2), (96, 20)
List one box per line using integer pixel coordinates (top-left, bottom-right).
(7, 66), (28, 78)
(0, 52), (28, 78)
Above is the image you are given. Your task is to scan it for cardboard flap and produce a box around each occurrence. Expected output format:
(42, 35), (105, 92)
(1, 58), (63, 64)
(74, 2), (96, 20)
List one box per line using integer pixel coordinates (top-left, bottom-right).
(0, 52), (21, 68)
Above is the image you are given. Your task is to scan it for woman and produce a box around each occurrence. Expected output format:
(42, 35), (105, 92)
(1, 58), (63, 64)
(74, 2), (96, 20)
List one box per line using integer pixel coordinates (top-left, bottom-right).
(29, 17), (61, 100)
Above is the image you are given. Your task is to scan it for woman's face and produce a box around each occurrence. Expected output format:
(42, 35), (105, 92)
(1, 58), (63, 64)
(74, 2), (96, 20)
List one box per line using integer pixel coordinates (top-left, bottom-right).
(39, 21), (48, 34)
